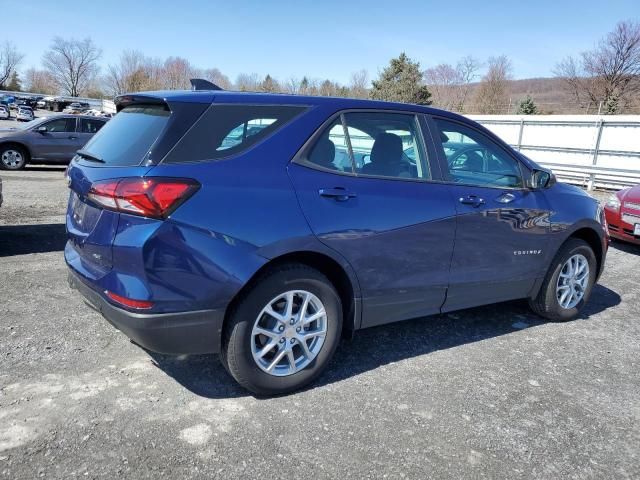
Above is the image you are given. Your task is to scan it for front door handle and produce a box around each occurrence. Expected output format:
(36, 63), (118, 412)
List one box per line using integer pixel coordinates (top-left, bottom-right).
(68, 136), (78, 140)
(319, 187), (357, 202)
(458, 195), (485, 207)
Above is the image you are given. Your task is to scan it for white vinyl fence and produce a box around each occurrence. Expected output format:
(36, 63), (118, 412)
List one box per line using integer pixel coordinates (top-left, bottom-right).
(468, 115), (640, 190)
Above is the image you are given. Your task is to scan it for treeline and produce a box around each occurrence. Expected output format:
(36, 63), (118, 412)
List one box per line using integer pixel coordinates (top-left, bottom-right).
(1, 19), (638, 114)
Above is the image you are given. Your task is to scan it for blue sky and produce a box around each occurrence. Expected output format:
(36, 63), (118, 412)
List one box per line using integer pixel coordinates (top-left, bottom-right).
(4, 0), (639, 83)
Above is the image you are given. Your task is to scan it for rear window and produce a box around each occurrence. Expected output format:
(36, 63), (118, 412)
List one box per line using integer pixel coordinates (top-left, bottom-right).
(79, 104), (170, 166)
(163, 104), (306, 163)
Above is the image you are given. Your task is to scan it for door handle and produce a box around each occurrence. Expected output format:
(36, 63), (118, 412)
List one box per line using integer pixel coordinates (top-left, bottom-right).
(68, 136), (78, 140)
(319, 187), (357, 201)
(458, 195), (485, 207)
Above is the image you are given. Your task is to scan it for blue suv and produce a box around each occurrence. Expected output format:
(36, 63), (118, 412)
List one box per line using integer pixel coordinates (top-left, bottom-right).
(66, 87), (608, 395)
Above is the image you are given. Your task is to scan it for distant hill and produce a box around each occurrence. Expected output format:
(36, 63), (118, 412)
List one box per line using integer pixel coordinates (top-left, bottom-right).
(463, 77), (638, 115)
(503, 78), (576, 114)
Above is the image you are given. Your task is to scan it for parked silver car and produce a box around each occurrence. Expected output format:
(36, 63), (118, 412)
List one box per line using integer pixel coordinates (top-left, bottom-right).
(0, 115), (108, 170)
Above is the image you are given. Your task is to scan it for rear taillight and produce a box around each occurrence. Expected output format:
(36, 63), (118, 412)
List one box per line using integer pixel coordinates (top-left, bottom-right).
(88, 177), (199, 219)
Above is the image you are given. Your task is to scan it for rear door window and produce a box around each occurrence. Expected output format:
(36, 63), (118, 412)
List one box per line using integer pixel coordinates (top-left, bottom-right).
(80, 118), (106, 134)
(303, 111), (430, 180)
(79, 104), (170, 166)
(163, 105), (306, 163)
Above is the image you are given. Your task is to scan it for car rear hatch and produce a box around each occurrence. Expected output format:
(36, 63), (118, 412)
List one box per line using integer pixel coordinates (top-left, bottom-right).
(65, 95), (210, 279)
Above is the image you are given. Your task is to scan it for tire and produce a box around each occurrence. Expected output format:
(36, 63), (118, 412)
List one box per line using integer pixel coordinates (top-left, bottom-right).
(220, 264), (342, 395)
(0, 145), (27, 170)
(529, 238), (597, 321)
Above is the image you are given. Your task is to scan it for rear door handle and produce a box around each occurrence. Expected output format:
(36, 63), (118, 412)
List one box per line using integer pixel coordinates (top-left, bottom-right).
(319, 187), (357, 201)
(68, 136), (78, 140)
(458, 195), (485, 207)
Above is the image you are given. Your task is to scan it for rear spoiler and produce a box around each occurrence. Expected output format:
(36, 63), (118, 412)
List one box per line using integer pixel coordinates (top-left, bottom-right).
(190, 78), (223, 91)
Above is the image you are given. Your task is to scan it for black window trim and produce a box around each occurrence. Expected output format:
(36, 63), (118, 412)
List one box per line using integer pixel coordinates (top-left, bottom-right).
(160, 102), (310, 165)
(426, 114), (532, 191)
(293, 108), (439, 184)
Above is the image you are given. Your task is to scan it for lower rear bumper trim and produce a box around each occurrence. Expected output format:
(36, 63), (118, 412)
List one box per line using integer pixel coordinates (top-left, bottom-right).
(68, 269), (224, 355)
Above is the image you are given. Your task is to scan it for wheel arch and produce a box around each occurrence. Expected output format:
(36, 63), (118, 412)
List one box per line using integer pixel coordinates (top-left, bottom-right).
(568, 226), (605, 278)
(224, 249), (362, 339)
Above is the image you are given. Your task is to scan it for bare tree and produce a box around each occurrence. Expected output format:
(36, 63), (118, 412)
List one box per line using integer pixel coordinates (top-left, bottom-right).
(456, 56), (481, 111)
(23, 68), (57, 95)
(555, 20), (640, 113)
(202, 68), (232, 90)
(161, 57), (193, 90)
(284, 77), (301, 94)
(104, 50), (153, 96)
(43, 37), (101, 97)
(424, 63), (460, 110)
(425, 56), (480, 112)
(235, 73), (260, 91)
(474, 55), (512, 114)
(0, 42), (24, 89)
(349, 69), (369, 98)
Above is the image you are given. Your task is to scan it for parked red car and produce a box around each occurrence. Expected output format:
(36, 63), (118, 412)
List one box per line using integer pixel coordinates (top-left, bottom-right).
(604, 185), (640, 245)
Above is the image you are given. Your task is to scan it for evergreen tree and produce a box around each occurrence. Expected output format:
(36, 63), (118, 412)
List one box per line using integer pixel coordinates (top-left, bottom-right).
(6, 71), (21, 91)
(516, 95), (538, 115)
(260, 74), (279, 92)
(371, 53), (431, 105)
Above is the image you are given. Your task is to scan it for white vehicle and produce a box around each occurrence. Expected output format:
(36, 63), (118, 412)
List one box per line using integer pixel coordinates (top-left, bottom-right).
(16, 106), (34, 122)
(84, 109), (102, 116)
(36, 100), (46, 108)
(0, 105), (9, 120)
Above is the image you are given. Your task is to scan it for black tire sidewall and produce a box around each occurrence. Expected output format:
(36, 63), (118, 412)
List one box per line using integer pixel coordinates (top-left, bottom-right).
(543, 240), (597, 321)
(224, 267), (342, 395)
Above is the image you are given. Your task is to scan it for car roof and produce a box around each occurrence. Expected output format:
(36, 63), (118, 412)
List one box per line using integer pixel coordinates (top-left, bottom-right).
(115, 89), (468, 122)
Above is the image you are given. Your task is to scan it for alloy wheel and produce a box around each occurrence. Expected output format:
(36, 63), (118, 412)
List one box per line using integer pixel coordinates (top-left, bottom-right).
(251, 290), (327, 376)
(556, 253), (590, 309)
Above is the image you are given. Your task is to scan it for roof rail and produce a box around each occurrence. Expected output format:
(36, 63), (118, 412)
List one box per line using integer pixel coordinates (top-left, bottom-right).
(190, 78), (223, 91)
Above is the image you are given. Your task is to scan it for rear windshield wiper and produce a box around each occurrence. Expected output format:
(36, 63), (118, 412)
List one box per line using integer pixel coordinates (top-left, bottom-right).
(76, 149), (105, 163)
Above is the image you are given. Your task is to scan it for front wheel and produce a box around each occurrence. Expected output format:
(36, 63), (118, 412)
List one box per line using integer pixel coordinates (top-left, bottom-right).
(220, 264), (342, 395)
(529, 238), (597, 321)
(0, 145), (27, 170)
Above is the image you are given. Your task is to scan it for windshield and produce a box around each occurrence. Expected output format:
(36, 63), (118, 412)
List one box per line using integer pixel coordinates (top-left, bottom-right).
(79, 104), (170, 166)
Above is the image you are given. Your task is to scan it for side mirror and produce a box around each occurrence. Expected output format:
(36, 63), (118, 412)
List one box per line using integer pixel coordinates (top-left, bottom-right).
(36, 126), (47, 134)
(530, 169), (555, 189)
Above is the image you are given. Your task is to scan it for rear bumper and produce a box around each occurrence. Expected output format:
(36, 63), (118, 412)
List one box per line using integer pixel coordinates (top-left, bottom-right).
(68, 268), (224, 354)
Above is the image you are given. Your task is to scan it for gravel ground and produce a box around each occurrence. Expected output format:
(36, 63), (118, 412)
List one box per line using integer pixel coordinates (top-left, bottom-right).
(0, 168), (639, 479)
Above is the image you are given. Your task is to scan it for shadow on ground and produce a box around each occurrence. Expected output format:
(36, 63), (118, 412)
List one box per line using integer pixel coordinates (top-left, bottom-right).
(147, 283), (620, 399)
(610, 238), (640, 255)
(24, 165), (67, 172)
(0, 223), (67, 256)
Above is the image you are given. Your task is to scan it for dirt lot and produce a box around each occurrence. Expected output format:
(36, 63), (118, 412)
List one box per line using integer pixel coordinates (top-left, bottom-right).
(1, 168), (639, 479)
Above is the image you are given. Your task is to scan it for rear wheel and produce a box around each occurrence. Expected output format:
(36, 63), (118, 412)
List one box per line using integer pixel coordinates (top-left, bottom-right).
(0, 145), (27, 170)
(220, 264), (342, 395)
(529, 238), (596, 321)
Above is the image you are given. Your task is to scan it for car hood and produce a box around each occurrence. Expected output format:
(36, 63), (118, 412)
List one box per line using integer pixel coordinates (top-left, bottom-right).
(0, 128), (20, 136)
(618, 185), (640, 202)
